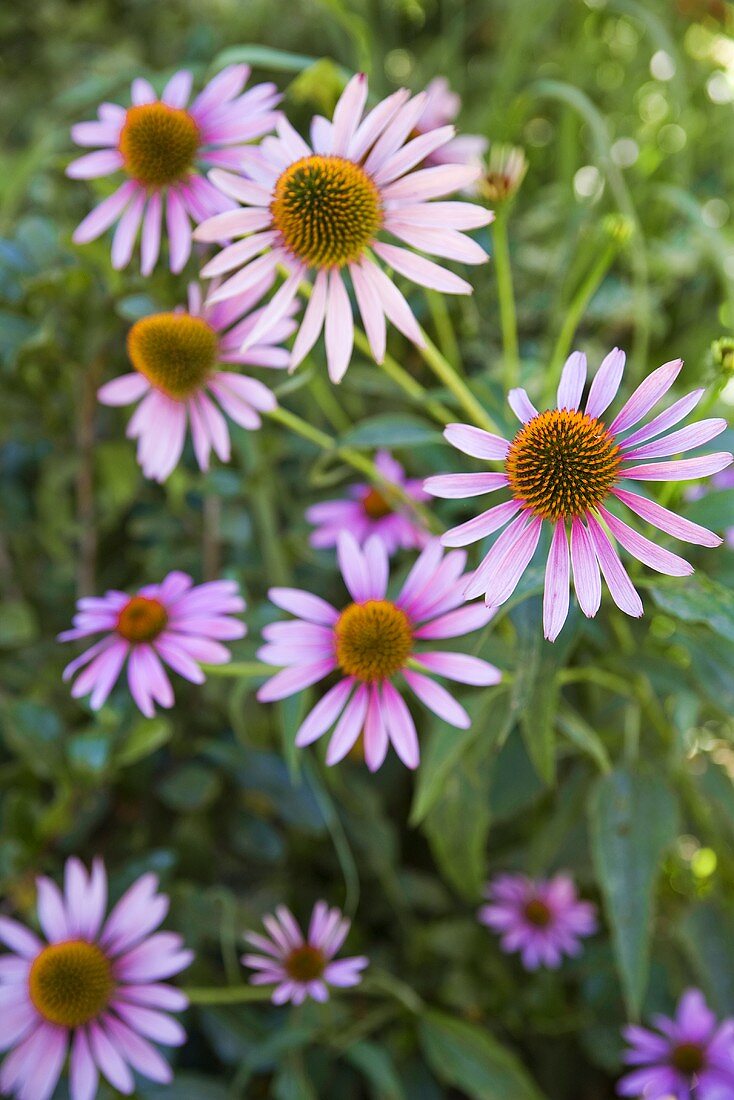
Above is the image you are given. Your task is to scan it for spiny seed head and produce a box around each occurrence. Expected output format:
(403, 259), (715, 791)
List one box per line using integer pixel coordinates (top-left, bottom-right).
(506, 408), (621, 522)
(524, 899), (553, 927)
(29, 940), (114, 1028)
(271, 155), (382, 269)
(119, 103), (200, 187)
(127, 312), (219, 401)
(671, 1042), (706, 1075)
(285, 945), (327, 982)
(362, 487), (392, 520)
(116, 596), (168, 643)
(335, 600), (413, 682)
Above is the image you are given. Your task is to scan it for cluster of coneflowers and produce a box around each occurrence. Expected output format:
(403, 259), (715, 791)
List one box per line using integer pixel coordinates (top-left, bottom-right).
(1, 61), (731, 1100)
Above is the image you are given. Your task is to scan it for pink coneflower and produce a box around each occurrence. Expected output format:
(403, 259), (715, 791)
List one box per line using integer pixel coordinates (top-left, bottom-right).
(425, 350), (732, 640)
(243, 901), (368, 1005)
(618, 988), (734, 1099)
(98, 278), (294, 482)
(257, 533), (501, 771)
(478, 872), (597, 971)
(67, 65), (280, 273)
(306, 450), (431, 555)
(194, 73), (492, 383)
(414, 77), (488, 168)
(0, 857), (192, 1100)
(59, 571), (246, 717)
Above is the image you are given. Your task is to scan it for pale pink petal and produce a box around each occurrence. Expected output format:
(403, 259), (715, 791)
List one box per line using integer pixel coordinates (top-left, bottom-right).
(416, 651), (501, 685)
(66, 149), (124, 179)
(98, 373), (150, 406)
(586, 513), (643, 617)
(385, 220), (487, 264)
(442, 500), (521, 548)
(337, 531), (371, 601)
(131, 78), (156, 105)
(556, 351), (587, 411)
(257, 659), (336, 703)
(194, 207), (273, 244)
(351, 261), (386, 363)
(241, 269), (303, 352)
(388, 200), (492, 231)
(363, 685), (389, 772)
(162, 70), (193, 108)
(570, 518), (601, 617)
(268, 587), (339, 624)
(381, 162), (479, 201)
(483, 516), (543, 610)
(375, 125), (456, 186)
(613, 487), (721, 547)
(325, 685), (369, 764)
(424, 472), (508, 498)
(295, 679), (354, 747)
(403, 669), (469, 727)
(349, 88), (410, 162)
(88, 1020), (135, 1094)
(507, 388), (538, 423)
(381, 681), (419, 768)
(597, 506), (692, 576)
(623, 453), (732, 481)
(543, 521), (570, 642)
(325, 270), (354, 382)
(584, 348), (625, 419)
(373, 242), (471, 294)
(111, 190), (146, 269)
(621, 418), (726, 461)
(609, 358), (683, 434)
(290, 269), (327, 369)
(364, 92), (428, 174)
(140, 191), (162, 276)
(617, 388), (704, 449)
(0, 918), (41, 958)
(331, 73), (368, 155)
(70, 1029), (99, 1100)
(443, 423), (510, 460)
(361, 258), (425, 347)
(165, 189), (191, 274)
(72, 180), (139, 244)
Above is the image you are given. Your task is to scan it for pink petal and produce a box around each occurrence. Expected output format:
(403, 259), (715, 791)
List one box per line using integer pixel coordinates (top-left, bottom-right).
(556, 351), (587, 411)
(351, 260), (386, 363)
(111, 189), (146, 269)
(507, 388), (538, 423)
(483, 516), (543, 610)
(403, 669), (470, 728)
(331, 73), (368, 155)
(267, 588), (339, 625)
(584, 348), (626, 419)
(617, 388), (704, 449)
(98, 373), (150, 406)
(609, 358), (683, 434)
(72, 181), (139, 244)
(166, 189), (191, 274)
(613, 487), (721, 548)
(381, 681), (419, 768)
(623, 453), (732, 481)
(360, 258), (425, 347)
(257, 659), (336, 703)
(586, 513), (643, 617)
(597, 506), (692, 577)
(290, 269), (327, 369)
(325, 685), (369, 764)
(140, 191), (162, 276)
(443, 423), (510, 460)
(543, 521), (570, 642)
(325, 270), (354, 382)
(416, 651), (501, 685)
(363, 685), (389, 772)
(373, 242), (471, 294)
(442, 499), (521, 548)
(621, 418), (726, 461)
(295, 679), (354, 747)
(381, 162), (480, 201)
(66, 149), (124, 179)
(570, 518), (602, 618)
(424, 472), (508, 498)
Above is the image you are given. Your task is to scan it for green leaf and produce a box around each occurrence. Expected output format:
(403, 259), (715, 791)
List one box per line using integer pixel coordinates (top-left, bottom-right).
(418, 1011), (546, 1100)
(649, 573), (734, 644)
(157, 764), (221, 811)
(0, 601), (38, 646)
(557, 706), (612, 773)
(116, 717), (172, 767)
(212, 45), (321, 74)
(684, 489), (734, 532)
(588, 768), (679, 1015)
(679, 902), (734, 1015)
(345, 1041), (406, 1100)
(339, 414), (442, 450)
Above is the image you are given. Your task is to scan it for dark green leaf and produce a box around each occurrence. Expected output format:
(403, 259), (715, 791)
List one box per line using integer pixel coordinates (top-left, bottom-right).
(649, 573), (734, 644)
(340, 414), (442, 450)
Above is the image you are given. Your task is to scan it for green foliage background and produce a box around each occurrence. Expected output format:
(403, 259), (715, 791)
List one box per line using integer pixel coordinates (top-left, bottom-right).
(2, 0), (734, 1096)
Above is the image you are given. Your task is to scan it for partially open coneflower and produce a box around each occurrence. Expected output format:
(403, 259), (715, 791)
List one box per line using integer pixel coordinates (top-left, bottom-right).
(478, 144), (528, 205)
(59, 571), (246, 716)
(257, 533), (501, 770)
(306, 450), (431, 555)
(425, 349), (732, 640)
(194, 73), (492, 383)
(478, 872), (597, 970)
(0, 858), (192, 1100)
(98, 278), (294, 481)
(412, 77), (487, 169)
(618, 988), (734, 1099)
(243, 901), (367, 1005)
(67, 65), (280, 273)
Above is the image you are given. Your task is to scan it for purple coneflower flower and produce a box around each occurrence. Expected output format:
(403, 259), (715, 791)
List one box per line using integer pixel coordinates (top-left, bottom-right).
(478, 872), (597, 970)
(243, 902), (368, 1006)
(414, 77), (488, 168)
(59, 571), (246, 716)
(67, 65), (280, 273)
(194, 73), (492, 383)
(0, 858), (192, 1100)
(618, 988), (734, 1099)
(306, 450), (431, 555)
(98, 279), (294, 481)
(425, 349), (732, 640)
(257, 533), (501, 770)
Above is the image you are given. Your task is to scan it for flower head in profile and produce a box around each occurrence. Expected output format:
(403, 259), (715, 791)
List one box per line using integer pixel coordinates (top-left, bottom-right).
(257, 533), (501, 771)
(59, 571), (246, 716)
(67, 65), (280, 273)
(195, 73), (492, 383)
(306, 450), (431, 555)
(243, 902), (367, 1006)
(413, 77), (488, 169)
(0, 858), (192, 1100)
(618, 988), (734, 1099)
(426, 350), (732, 640)
(478, 872), (597, 970)
(478, 143), (528, 205)
(98, 279), (294, 481)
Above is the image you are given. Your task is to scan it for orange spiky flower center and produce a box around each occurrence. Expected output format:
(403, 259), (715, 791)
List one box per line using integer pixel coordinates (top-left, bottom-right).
(29, 940), (114, 1028)
(334, 600), (413, 682)
(127, 312), (219, 401)
(119, 103), (200, 187)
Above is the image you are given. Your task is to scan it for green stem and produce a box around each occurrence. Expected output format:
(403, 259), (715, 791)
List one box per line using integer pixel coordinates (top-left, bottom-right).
(309, 370), (352, 432)
(417, 331), (501, 433)
(557, 667), (635, 697)
(184, 985), (274, 1005)
(202, 661), (271, 677)
(544, 241), (616, 405)
(493, 210), (520, 389)
(353, 330), (454, 425)
(426, 288), (461, 371)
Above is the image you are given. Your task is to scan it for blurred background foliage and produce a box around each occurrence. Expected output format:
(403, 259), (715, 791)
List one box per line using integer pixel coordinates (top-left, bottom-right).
(2, 0), (734, 1096)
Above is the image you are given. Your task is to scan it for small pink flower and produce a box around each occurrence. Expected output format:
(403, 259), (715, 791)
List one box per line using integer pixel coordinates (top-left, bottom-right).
(0, 857), (192, 1100)
(426, 349), (732, 640)
(243, 901), (367, 1005)
(59, 571), (246, 717)
(478, 872), (597, 970)
(67, 65), (280, 273)
(98, 279), (295, 482)
(306, 450), (431, 555)
(257, 533), (501, 771)
(195, 73), (493, 383)
(415, 77), (487, 169)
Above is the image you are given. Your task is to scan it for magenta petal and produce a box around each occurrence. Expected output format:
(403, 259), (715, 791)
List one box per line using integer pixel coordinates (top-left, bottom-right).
(295, 679), (354, 748)
(586, 513), (643, 618)
(609, 358), (683, 434)
(404, 669), (470, 728)
(612, 488), (721, 547)
(623, 452), (732, 482)
(556, 351), (587, 411)
(584, 347), (625, 419)
(443, 423), (509, 460)
(597, 506), (693, 577)
(381, 681), (419, 768)
(543, 521), (570, 642)
(570, 518), (602, 618)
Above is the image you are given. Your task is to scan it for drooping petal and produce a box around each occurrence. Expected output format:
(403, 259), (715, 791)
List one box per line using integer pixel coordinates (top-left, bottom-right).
(543, 521), (570, 642)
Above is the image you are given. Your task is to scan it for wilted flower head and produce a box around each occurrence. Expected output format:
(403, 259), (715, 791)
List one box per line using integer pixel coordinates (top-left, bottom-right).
(478, 144), (528, 204)
(195, 73), (492, 383)
(426, 349), (731, 640)
(243, 901), (368, 1005)
(618, 988), (734, 1099)
(0, 858), (192, 1100)
(59, 571), (246, 716)
(98, 278), (295, 481)
(306, 450), (431, 555)
(478, 872), (597, 970)
(67, 65), (280, 273)
(257, 533), (501, 771)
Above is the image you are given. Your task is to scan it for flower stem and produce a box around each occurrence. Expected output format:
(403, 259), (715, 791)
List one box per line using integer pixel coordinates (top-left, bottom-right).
(492, 210), (520, 389)
(309, 370), (352, 432)
(426, 288), (461, 372)
(183, 985), (274, 1005)
(201, 661), (271, 677)
(417, 331), (501, 433)
(352, 329), (454, 425)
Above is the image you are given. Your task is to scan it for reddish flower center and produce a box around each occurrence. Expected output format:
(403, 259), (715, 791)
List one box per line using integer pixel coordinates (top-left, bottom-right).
(271, 155), (382, 268)
(524, 899), (553, 927)
(335, 600), (413, 682)
(127, 312), (219, 400)
(506, 408), (621, 522)
(116, 596), (168, 643)
(29, 940), (114, 1028)
(671, 1041), (706, 1074)
(119, 102), (200, 187)
(362, 487), (392, 520)
(285, 945), (327, 982)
